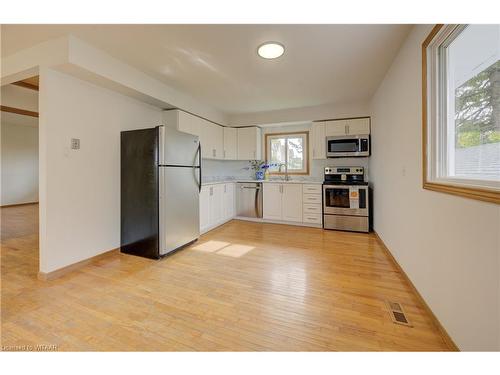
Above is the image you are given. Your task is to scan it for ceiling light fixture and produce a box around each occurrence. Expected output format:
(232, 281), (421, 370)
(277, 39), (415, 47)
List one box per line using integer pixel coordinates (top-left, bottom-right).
(257, 42), (285, 59)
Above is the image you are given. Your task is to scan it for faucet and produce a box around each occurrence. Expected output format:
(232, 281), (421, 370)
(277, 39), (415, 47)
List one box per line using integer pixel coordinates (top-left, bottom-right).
(278, 163), (290, 181)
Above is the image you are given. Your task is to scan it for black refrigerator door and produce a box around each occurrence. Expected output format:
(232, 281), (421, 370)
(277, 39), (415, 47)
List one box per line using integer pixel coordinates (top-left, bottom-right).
(120, 127), (160, 259)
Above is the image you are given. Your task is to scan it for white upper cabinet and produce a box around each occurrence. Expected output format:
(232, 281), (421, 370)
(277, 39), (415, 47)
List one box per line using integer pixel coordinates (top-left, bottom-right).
(163, 109), (200, 136)
(237, 127), (262, 160)
(201, 121), (223, 159)
(163, 109), (224, 160)
(223, 127), (238, 160)
(325, 118), (370, 136)
(325, 119), (347, 136)
(346, 118), (370, 135)
(311, 121), (326, 159)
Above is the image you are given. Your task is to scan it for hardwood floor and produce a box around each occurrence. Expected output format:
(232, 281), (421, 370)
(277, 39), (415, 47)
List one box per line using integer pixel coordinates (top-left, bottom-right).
(1, 204), (451, 351)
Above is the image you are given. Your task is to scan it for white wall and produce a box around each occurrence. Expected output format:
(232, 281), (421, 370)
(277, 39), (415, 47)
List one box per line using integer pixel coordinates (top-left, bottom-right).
(38, 68), (162, 273)
(369, 25), (500, 351)
(0, 121), (39, 205)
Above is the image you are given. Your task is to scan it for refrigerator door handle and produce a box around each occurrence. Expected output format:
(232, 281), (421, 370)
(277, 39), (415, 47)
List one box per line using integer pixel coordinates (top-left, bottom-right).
(197, 142), (202, 192)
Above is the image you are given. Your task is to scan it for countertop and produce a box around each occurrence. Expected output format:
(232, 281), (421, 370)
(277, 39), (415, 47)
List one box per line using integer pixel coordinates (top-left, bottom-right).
(201, 178), (323, 186)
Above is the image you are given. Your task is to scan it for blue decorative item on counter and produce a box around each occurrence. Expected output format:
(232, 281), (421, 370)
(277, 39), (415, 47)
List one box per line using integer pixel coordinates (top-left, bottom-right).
(255, 171), (264, 180)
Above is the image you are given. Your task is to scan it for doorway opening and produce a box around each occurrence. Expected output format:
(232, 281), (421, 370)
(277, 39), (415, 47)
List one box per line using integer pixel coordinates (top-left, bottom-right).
(1, 76), (40, 277)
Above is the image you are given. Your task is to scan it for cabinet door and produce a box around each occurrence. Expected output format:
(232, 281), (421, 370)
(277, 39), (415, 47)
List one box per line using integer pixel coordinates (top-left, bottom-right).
(223, 127), (238, 160)
(163, 110), (199, 136)
(311, 122), (326, 159)
(178, 111), (200, 136)
(223, 183), (235, 220)
(199, 185), (210, 231)
(237, 127), (262, 160)
(282, 184), (303, 222)
(346, 118), (370, 135)
(199, 118), (212, 159)
(263, 183), (283, 220)
(201, 121), (223, 160)
(209, 184), (224, 225)
(325, 120), (347, 136)
(213, 124), (224, 159)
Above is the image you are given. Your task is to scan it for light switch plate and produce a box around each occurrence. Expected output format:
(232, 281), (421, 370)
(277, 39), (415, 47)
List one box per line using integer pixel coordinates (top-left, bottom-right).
(71, 138), (80, 150)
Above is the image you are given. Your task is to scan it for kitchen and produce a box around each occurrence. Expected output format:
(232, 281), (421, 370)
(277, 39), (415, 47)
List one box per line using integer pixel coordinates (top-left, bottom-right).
(1, 20), (499, 361)
(120, 109), (372, 259)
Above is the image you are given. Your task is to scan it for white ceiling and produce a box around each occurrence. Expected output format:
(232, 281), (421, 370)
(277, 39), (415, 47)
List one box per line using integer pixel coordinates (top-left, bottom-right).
(1, 24), (412, 115)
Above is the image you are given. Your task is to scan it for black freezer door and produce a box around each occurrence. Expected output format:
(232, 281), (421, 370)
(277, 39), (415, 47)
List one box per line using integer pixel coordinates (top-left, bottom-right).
(120, 127), (160, 259)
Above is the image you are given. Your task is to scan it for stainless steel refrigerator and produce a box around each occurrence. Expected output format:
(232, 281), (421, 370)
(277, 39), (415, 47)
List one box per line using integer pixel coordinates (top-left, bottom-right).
(120, 125), (201, 259)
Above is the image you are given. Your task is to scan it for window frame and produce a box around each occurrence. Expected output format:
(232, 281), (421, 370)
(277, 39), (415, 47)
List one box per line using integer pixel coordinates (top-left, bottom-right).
(264, 131), (310, 175)
(422, 24), (500, 204)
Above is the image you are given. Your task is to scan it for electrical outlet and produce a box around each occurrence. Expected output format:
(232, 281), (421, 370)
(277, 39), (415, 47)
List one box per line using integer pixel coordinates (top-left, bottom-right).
(71, 138), (80, 150)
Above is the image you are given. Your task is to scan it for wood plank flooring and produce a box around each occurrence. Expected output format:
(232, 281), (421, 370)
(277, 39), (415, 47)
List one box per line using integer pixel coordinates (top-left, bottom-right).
(1, 204), (451, 351)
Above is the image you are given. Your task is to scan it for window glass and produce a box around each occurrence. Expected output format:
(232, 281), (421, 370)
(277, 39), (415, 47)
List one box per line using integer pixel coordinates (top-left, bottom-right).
(445, 25), (500, 181)
(266, 133), (308, 174)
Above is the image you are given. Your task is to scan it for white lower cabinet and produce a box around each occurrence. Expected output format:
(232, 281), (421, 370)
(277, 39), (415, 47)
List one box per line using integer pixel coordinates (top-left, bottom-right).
(223, 183), (235, 220)
(209, 184), (224, 225)
(263, 183), (283, 220)
(302, 184), (322, 226)
(199, 186), (211, 232)
(200, 183), (235, 233)
(282, 184), (303, 222)
(263, 183), (303, 223)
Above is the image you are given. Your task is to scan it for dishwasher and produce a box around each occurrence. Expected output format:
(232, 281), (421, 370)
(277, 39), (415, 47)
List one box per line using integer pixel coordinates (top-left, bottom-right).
(236, 182), (263, 218)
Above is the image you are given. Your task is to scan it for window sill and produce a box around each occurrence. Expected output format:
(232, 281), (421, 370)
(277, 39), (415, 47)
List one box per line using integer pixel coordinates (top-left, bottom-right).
(423, 181), (500, 204)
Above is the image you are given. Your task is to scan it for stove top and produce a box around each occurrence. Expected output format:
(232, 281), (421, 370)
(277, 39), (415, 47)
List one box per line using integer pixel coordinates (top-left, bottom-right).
(323, 181), (369, 186)
(323, 166), (368, 186)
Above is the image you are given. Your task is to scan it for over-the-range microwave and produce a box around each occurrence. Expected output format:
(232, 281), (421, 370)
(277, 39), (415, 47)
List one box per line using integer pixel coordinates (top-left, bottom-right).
(326, 134), (370, 157)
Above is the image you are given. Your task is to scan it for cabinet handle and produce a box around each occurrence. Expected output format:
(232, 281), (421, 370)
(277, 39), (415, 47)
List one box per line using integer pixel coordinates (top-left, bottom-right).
(213, 149), (216, 157)
(345, 124), (347, 134)
(346, 124), (350, 134)
(313, 148), (315, 158)
(210, 187), (213, 196)
(224, 150), (226, 158)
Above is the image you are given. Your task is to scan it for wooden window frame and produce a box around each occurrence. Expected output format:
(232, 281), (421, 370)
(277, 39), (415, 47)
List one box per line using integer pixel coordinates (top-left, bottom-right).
(422, 24), (500, 204)
(264, 131), (310, 175)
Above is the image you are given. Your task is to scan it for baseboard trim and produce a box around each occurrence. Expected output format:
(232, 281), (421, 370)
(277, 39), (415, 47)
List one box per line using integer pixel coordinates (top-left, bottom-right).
(0, 201), (39, 208)
(234, 216), (322, 228)
(37, 248), (120, 281)
(373, 231), (460, 352)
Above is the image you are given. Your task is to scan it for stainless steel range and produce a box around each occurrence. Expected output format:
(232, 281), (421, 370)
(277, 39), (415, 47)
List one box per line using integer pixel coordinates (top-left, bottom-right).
(322, 167), (371, 233)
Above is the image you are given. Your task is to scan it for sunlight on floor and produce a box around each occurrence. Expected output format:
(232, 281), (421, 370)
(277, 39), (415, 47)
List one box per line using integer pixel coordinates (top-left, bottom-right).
(192, 240), (255, 258)
(217, 244), (254, 258)
(192, 240), (230, 252)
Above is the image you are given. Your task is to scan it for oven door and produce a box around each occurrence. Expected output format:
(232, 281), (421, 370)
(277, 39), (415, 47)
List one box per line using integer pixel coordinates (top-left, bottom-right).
(326, 135), (369, 157)
(323, 185), (369, 216)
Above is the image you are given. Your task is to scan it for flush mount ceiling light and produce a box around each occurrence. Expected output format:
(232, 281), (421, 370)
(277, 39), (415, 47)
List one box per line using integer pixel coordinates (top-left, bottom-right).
(257, 42), (285, 59)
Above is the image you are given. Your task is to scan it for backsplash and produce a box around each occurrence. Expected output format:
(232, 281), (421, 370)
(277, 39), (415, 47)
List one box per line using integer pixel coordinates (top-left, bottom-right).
(201, 159), (254, 182)
(202, 157), (370, 182)
(312, 158), (370, 181)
